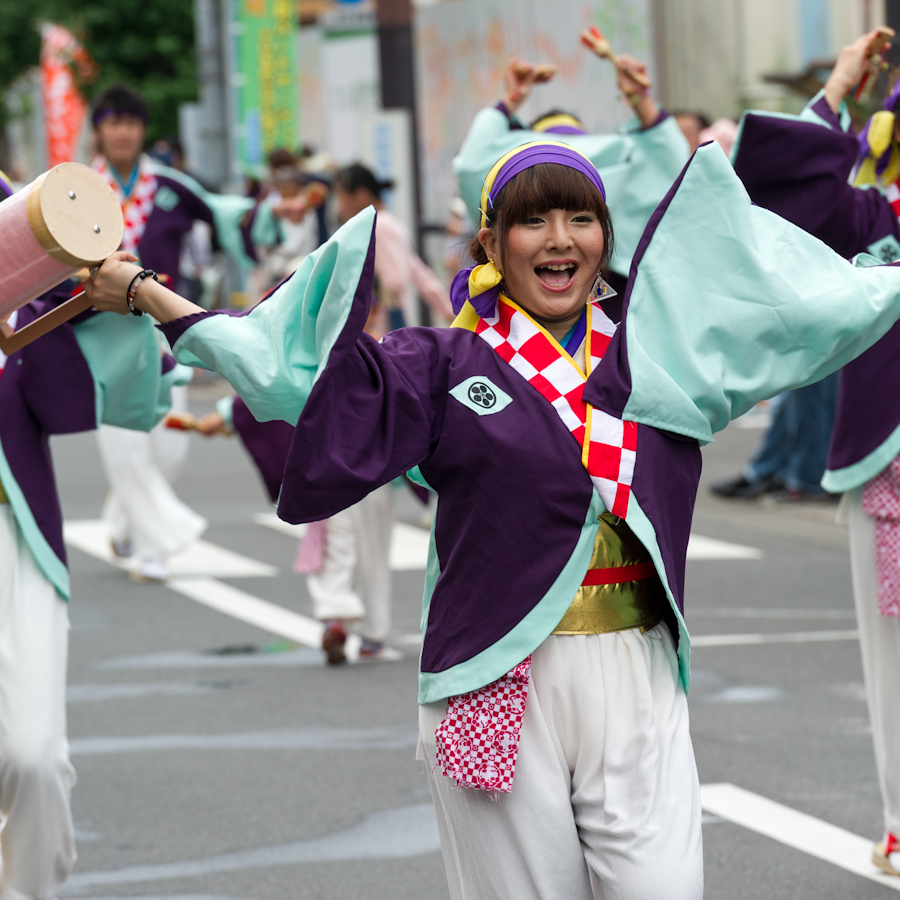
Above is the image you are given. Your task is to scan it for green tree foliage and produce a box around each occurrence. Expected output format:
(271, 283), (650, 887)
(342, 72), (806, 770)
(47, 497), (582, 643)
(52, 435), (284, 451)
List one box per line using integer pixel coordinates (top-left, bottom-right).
(2, 0), (197, 143)
(0, 7), (42, 126)
(42, 0), (197, 142)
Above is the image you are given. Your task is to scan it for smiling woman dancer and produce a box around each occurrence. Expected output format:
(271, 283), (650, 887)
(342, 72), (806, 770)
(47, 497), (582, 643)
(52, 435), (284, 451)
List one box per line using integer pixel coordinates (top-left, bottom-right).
(83, 136), (900, 898)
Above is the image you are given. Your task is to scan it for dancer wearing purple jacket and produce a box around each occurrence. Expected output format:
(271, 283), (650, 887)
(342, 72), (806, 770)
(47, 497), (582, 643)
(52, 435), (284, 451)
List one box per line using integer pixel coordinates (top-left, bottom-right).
(732, 28), (900, 876)
(84, 129), (900, 897)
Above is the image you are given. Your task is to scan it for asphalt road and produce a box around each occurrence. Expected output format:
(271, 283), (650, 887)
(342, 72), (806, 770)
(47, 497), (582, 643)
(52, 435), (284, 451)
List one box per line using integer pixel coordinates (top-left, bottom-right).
(47, 381), (897, 899)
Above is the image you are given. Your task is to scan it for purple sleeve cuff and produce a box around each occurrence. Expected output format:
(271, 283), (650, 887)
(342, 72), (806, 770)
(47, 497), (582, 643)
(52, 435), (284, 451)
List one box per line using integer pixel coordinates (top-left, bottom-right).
(810, 95), (845, 132)
(493, 100), (525, 131)
(161, 353), (178, 374)
(156, 308), (240, 347)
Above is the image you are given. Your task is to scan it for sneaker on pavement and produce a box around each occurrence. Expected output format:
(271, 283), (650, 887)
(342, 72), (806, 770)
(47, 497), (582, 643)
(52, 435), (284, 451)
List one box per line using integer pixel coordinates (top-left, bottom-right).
(322, 620), (348, 665)
(710, 473), (780, 499)
(129, 556), (170, 583)
(873, 832), (900, 876)
(359, 639), (386, 659)
(111, 537), (134, 559)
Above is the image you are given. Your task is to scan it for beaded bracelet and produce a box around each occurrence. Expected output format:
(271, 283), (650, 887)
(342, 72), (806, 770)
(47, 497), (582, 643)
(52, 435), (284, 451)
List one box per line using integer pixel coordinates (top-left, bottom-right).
(126, 269), (158, 316)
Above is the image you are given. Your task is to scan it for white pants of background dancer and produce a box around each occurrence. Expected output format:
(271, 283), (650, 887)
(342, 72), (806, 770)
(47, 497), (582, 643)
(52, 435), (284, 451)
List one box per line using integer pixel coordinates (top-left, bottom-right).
(420, 625), (703, 900)
(96, 386), (206, 569)
(848, 489), (900, 836)
(0, 507), (75, 900)
(307, 484), (393, 642)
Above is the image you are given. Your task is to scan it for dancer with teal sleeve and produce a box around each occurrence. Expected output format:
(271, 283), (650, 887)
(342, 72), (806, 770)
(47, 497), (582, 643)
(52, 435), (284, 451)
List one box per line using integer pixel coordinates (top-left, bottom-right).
(83, 138), (900, 899)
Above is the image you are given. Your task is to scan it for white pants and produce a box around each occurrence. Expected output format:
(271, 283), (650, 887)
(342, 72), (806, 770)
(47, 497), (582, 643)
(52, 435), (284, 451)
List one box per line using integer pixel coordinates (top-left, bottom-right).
(307, 485), (393, 642)
(96, 386), (207, 559)
(848, 489), (900, 835)
(0, 507), (75, 900)
(420, 626), (703, 900)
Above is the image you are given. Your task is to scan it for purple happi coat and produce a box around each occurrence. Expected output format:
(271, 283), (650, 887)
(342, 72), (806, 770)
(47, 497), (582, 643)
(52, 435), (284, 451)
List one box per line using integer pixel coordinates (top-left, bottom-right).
(0, 284), (177, 598)
(231, 397), (295, 503)
(161, 144), (900, 701)
(733, 94), (900, 489)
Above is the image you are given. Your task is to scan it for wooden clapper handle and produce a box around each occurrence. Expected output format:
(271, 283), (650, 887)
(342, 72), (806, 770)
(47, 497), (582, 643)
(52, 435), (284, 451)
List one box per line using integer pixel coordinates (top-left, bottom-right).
(0, 290), (94, 356)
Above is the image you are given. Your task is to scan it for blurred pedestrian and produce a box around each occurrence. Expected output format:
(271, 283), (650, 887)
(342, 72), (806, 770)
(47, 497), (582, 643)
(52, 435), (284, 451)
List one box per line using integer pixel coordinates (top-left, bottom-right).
(711, 376), (840, 500)
(672, 110), (712, 153)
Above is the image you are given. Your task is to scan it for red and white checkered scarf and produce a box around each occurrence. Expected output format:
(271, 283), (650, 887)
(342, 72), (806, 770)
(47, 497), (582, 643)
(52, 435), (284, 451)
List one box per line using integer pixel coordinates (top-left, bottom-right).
(863, 455), (900, 617)
(92, 156), (157, 256)
(475, 295), (635, 517)
(434, 297), (634, 797)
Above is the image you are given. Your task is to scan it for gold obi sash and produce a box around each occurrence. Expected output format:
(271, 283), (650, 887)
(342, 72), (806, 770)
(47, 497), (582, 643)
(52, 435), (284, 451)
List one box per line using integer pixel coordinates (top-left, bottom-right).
(0, 476), (7, 504)
(552, 512), (665, 635)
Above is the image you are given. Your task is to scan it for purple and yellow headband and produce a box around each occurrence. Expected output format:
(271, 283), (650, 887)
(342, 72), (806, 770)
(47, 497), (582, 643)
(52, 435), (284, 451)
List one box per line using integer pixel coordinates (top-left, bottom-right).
(479, 140), (606, 229)
(448, 141), (607, 315)
(531, 112), (587, 135)
(0, 169), (13, 202)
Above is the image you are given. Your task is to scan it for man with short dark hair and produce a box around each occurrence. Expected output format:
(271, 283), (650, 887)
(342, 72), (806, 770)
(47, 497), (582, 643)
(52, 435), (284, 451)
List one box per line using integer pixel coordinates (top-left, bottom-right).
(90, 83), (286, 582)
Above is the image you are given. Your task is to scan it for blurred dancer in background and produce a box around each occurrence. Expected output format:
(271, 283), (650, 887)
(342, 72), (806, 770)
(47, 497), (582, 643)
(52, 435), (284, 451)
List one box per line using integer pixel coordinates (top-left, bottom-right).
(0, 166), (181, 897)
(90, 84), (287, 582)
(453, 40), (689, 295)
(298, 163), (451, 663)
(731, 26), (900, 874)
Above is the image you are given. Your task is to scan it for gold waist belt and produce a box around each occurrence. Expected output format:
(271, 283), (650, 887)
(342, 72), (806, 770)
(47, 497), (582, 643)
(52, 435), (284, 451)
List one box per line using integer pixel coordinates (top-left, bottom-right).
(0, 477), (8, 504)
(552, 513), (665, 635)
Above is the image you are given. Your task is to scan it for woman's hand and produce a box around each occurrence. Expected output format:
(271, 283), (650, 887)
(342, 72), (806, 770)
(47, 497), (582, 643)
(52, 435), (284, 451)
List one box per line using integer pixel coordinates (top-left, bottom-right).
(82, 251), (142, 315)
(615, 54), (659, 128)
(195, 411), (229, 436)
(502, 58), (554, 114)
(272, 194), (308, 223)
(825, 29), (891, 113)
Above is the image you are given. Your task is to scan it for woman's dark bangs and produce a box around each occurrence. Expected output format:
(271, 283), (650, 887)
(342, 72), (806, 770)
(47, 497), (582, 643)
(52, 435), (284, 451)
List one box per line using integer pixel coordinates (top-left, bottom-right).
(497, 163), (605, 224)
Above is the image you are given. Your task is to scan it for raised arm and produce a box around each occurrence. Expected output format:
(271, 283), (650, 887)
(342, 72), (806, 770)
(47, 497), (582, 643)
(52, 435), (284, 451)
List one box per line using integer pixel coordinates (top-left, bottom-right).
(586, 143), (900, 442)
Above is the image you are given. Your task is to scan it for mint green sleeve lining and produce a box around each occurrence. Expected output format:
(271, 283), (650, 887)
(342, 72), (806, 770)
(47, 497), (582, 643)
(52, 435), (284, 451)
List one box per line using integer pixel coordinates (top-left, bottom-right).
(0, 441), (69, 599)
(154, 165), (262, 268)
(597, 115), (690, 276)
(73, 313), (166, 432)
(623, 144), (900, 443)
(170, 206), (376, 426)
(216, 395), (236, 431)
(823, 421), (900, 493)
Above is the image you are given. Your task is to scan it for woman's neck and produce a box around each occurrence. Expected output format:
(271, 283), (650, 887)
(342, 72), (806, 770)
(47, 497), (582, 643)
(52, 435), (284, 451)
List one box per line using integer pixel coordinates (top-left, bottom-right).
(530, 308), (583, 344)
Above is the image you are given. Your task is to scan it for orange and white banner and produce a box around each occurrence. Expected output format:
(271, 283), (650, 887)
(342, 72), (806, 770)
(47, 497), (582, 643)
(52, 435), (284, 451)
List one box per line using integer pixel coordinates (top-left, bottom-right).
(40, 24), (94, 167)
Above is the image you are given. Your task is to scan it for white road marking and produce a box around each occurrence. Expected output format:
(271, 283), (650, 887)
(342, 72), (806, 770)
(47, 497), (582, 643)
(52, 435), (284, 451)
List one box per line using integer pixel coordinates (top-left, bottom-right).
(166, 577), (402, 663)
(97, 649), (324, 670)
(686, 534), (762, 560)
(67, 682), (216, 703)
(69, 724), (419, 756)
(255, 512), (760, 568)
(63, 803), (440, 890)
(253, 513), (431, 571)
(700, 782), (900, 891)
(691, 607), (856, 620)
(64, 520), (277, 578)
(692, 629), (859, 647)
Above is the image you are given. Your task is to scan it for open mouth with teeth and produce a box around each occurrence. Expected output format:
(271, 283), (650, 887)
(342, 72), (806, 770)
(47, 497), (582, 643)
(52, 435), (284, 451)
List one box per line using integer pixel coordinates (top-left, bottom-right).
(535, 262), (578, 290)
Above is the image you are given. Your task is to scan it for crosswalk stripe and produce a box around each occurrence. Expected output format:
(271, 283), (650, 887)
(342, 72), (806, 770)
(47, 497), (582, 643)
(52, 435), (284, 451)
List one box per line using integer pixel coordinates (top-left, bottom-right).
(167, 577), (402, 663)
(692, 629), (860, 647)
(254, 513), (761, 568)
(252, 513), (432, 571)
(64, 520), (277, 578)
(700, 783), (900, 891)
